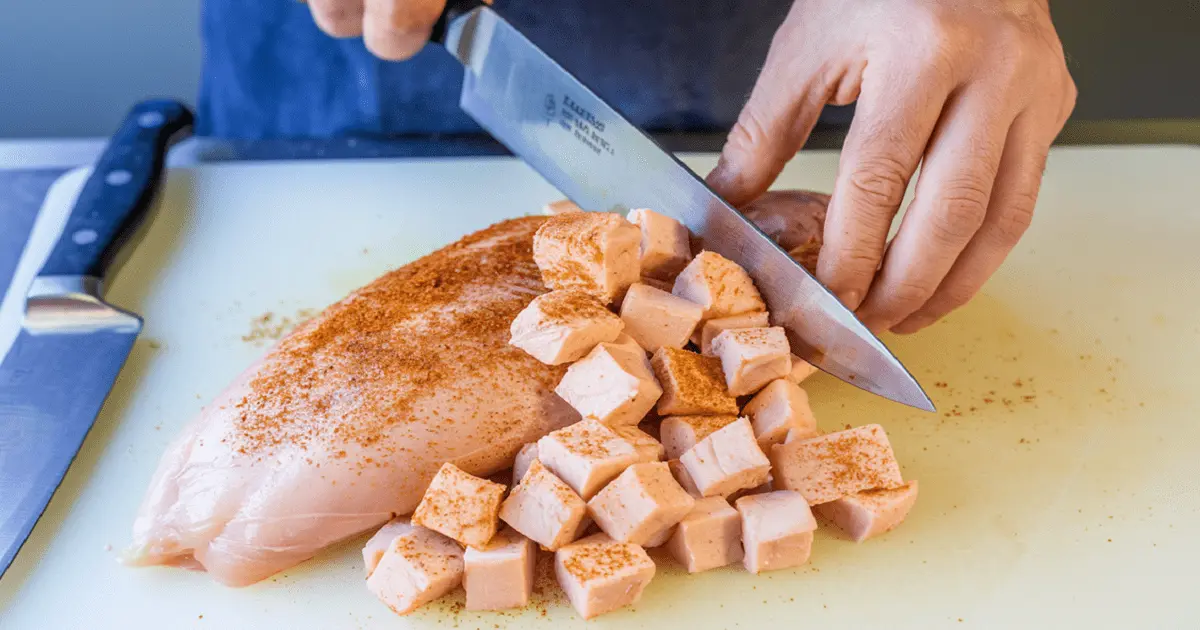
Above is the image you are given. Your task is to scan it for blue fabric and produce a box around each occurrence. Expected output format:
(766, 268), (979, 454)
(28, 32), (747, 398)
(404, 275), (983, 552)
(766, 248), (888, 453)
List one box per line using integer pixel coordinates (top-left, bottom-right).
(199, 0), (794, 139)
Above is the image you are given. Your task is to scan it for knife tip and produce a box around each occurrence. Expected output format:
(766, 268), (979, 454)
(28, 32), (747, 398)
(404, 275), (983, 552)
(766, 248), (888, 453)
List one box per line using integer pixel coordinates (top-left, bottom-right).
(897, 382), (937, 413)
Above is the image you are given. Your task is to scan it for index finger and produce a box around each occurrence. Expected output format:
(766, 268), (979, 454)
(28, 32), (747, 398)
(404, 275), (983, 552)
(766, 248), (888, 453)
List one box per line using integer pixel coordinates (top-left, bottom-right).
(817, 65), (952, 309)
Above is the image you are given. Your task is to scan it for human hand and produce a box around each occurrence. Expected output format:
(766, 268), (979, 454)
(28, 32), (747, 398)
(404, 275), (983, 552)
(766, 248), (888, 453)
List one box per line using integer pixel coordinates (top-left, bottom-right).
(708, 0), (1076, 334)
(301, 0), (449, 60)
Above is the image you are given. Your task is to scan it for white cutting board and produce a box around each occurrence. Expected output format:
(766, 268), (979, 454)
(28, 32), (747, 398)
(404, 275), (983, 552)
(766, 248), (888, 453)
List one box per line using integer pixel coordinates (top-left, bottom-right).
(1, 147), (1198, 629)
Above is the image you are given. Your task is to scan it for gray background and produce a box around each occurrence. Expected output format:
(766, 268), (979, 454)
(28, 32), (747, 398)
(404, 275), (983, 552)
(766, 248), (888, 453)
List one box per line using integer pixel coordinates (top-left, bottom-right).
(0, 0), (202, 138)
(0, 0), (1196, 138)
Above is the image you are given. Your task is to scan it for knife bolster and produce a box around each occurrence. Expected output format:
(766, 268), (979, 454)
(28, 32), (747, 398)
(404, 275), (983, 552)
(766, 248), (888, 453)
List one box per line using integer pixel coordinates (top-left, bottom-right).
(22, 275), (141, 334)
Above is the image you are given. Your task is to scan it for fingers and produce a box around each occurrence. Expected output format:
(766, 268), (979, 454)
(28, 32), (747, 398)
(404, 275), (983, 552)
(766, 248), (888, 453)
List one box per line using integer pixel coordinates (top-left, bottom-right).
(890, 109), (1051, 334)
(308, 0), (365, 38)
(816, 64), (952, 310)
(706, 24), (841, 208)
(854, 88), (1012, 331)
(363, 0), (446, 60)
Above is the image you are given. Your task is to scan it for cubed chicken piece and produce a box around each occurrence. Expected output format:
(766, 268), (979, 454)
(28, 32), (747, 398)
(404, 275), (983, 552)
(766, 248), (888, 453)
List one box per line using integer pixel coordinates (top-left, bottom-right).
(742, 379), (818, 448)
(666, 496), (743, 573)
(659, 414), (739, 460)
(366, 526), (465, 615)
(650, 347), (738, 416)
(533, 211), (641, 303)
(671, 251), (765, 321)
(619, 283), (704, 352)
(587, 462), (696, 545)
(667, 458), (703, 497)
(509, 289), (624, 365)
(680, 417), (771, 497)
(735, 490), (817, 573)
(412, 463), (506, 548)
(770, 424), (904, 504)
(786, 354), (819, 384)
(609, 331), (652, 370)
(627, 208), (692, 280)
(543, 199), (584, 215)
(362, 518), (415, 577)
(500, 460), (588, 551)
(538, 418), (648, 499)
(554, 533), (656, 620)
(613, 424), (666, 462)
(555, 343), (662, 427)
(815, 480), (919, 542)
(464, 527), (537, 611)
(512, 443), (540, 487)
(696, 311), (771, 355)
(710, 327), (792, 396)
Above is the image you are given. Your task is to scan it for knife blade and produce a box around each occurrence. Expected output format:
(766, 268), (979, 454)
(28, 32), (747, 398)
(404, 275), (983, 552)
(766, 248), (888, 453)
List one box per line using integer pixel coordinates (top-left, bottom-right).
(436, 5), (934, 412)
(0, 100), (193, 577)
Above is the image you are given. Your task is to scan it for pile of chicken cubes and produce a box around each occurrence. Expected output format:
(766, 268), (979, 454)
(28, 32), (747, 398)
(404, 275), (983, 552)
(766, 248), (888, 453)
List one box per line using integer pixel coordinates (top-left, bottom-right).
(362, 203), (919, 619)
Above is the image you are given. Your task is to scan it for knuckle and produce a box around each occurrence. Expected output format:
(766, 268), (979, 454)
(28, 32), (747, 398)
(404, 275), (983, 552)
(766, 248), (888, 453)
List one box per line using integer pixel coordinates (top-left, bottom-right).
(840, 248), (884, 280)
(820, 248), (881, 294)
(878, 279), (936, 319)
(992, 16), (1029, 49)
(990, 193), (1037, 246)
(918, 40), (960, 83)
(940, 284), (980, 311)
(930, 180), (992, 244)
(911, 9), (970, 72)
(983, 19), (1044, 87)
(912, 5), (959, 46)
(844, 155), (910, 211)
(728, 109), (770, 154)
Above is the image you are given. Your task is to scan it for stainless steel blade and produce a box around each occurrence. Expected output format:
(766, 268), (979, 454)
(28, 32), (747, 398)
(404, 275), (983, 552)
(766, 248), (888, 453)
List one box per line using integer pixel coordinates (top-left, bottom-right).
(0, 306), (140, 575)
(444, 8), (933, 411)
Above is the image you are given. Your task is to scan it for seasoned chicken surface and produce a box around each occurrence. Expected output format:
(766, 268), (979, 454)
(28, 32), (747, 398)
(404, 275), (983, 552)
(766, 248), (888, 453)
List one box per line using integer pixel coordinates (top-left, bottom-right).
(126, 217), (578, 586)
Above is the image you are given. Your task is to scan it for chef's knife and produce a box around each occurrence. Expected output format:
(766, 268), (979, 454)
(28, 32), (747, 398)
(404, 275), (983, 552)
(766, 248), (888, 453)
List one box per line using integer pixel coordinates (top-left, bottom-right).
(433, 3), (934, 411)
(0, 100), (193, 577)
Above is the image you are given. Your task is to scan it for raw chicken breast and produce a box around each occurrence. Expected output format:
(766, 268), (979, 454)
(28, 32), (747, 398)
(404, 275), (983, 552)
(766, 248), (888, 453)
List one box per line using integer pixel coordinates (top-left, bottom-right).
(125, 217), (578, 587)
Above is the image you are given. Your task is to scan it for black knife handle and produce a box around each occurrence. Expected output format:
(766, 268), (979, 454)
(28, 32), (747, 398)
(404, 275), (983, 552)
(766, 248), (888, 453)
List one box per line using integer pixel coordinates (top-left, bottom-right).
(431, 0), (488, 45)
(38, 99), (194, 279)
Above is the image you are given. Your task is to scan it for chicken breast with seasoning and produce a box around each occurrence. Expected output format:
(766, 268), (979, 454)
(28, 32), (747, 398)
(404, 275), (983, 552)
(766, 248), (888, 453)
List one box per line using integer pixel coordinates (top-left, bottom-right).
(124, 217), (579, 587)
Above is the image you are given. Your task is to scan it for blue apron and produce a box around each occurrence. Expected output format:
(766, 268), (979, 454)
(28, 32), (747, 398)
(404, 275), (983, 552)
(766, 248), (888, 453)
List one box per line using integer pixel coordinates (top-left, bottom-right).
(198, 0), (795, 139)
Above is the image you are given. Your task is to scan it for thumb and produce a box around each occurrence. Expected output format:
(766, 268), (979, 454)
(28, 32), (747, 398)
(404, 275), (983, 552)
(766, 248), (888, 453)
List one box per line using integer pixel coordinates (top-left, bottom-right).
(706, 51), (832, 208)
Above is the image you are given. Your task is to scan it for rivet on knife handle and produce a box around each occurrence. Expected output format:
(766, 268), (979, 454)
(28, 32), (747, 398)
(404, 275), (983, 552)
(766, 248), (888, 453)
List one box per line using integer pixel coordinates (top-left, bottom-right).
(36, 99), (194, 280)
